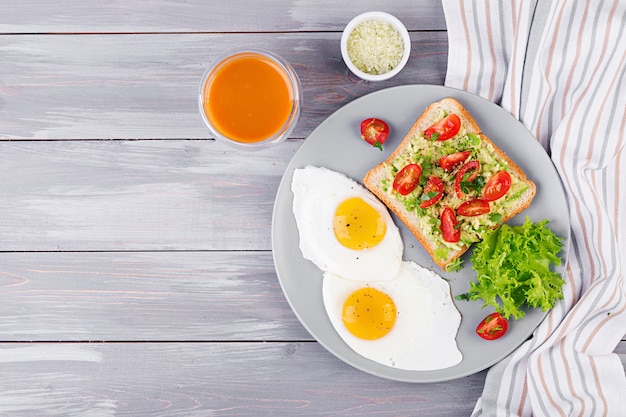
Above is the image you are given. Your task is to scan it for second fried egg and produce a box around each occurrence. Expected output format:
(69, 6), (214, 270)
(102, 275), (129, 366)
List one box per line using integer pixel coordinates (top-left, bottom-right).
(323, 260), (463, 371)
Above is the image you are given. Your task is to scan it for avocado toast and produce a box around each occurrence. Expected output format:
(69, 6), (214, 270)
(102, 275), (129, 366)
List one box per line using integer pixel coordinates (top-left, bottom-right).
(363, 97), (536, 270)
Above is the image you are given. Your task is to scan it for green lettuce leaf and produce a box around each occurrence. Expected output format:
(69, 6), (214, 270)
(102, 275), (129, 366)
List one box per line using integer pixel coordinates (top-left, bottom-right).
(458, 217), (565, 320)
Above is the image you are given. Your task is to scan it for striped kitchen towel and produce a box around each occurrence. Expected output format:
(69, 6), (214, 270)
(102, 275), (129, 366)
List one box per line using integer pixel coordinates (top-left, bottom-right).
(442, 0), (626, 416)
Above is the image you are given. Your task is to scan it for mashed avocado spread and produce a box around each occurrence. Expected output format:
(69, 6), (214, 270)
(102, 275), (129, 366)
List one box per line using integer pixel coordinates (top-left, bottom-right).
(382, 113), (531, 269)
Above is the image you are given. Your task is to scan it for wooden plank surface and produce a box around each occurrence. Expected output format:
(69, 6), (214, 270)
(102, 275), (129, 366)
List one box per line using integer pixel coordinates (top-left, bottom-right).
(0, 32), (447, 140)
(0, 1), (623, 416)
(0, 342), (621, 416)
(0, 342), (488, 416)
(0, 140), (293, 251)
(0, 0), (446, 33)
(0, 251), (309, 341)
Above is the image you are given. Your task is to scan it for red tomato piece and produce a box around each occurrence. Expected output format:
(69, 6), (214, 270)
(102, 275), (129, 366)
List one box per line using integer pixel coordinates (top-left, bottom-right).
(424, 114), (461, 141)
(419, 176), (444, 208)
(392, 164), (422, 196)
(476, 312), (508, 340)
(457, 199), (491, 216)
(440, 150), (471, 172)
(360, 118), (389, 151)
(455, 160), (481, 198)
(483, 171), (512, 201)
(440, 206), (460, 243)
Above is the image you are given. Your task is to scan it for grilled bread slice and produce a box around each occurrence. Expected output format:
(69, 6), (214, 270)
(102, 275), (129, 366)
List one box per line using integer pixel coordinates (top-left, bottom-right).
(363, 98), (536, 270)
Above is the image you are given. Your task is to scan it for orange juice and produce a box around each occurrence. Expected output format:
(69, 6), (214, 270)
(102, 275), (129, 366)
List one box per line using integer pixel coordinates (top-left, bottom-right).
(201, 51), (300, 146)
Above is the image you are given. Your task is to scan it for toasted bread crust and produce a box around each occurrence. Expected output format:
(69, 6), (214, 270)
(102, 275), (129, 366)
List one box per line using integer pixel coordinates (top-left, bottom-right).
(363, 98), (536, 270)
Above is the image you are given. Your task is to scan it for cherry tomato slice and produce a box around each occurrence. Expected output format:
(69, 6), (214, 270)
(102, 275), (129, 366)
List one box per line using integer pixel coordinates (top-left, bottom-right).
(440, 206), (460, 243)
(476, 312), (508, 340)
(457, 199), (491, 216)
(419, 176), (444, 208)
(360, 118), (389, 151)
(483, 171), (512, 201)
(440, 150), (471, 172)
(392, 164), (422, 196)
(455, 160), (481, 198)
(424, 114), (461, 141)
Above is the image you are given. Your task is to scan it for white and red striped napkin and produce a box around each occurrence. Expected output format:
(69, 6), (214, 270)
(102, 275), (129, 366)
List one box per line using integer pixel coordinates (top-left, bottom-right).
(441, 1), (626, 416)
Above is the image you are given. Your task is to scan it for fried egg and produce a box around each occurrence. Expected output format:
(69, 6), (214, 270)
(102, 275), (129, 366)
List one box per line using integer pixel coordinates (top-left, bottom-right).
(291, 166), (403, 282)
(322, 261), (462, 371)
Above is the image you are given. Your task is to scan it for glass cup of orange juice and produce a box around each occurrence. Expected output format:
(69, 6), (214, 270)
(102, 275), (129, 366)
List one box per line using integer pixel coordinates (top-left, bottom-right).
(199, 48), (302, 149)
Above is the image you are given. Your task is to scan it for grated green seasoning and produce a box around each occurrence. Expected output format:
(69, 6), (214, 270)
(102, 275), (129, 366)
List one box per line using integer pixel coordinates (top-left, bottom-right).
(347, 19), (404, 75)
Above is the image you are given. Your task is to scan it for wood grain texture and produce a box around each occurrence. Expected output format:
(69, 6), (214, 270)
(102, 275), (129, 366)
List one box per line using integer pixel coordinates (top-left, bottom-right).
(0, 341), (488, 417)
(0, 341), (621, 416)
(0, 0), (446, 33)
(0, 251), (309, 341)
(0, 2), (623, 415)
(0, 32), (448, 139)
(0, 140), (295, 251)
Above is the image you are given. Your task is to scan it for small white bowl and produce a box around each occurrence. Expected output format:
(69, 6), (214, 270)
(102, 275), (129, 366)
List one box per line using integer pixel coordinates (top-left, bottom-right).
(340, 11), (411, 82)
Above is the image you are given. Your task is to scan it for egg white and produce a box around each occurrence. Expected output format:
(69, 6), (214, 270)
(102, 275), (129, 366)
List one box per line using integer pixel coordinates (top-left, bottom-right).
(291, 166), (403, 282)
(323, 261), (463, 371)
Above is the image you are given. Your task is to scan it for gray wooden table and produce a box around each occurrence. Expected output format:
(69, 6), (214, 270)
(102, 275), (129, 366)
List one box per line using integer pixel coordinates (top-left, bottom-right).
(1, 1), (623, 416)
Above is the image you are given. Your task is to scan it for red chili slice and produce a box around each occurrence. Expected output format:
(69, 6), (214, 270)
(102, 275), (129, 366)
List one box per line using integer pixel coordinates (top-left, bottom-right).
(457, 199), (491, 216)
(439, 150), (471, 172)
(419, 176), (444, 208)
(455, 160), (481, 198)
(424, 114), (461, 141)
(483, 171), (512, 201)
(392, 164), (422, 196)
(440, 206), (460, 243)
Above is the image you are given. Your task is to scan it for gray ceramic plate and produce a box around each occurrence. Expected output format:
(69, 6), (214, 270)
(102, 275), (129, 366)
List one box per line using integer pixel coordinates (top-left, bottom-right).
(272, 85), (570, 383)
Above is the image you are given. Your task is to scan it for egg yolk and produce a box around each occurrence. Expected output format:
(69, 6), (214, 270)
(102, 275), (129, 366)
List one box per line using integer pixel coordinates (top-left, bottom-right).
(342, 287), (397, 340)
(333, 197), (386, 250)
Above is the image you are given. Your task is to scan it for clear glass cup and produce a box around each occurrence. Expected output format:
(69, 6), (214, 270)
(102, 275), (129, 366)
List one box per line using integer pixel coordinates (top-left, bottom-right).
(199, 48), (302, 149)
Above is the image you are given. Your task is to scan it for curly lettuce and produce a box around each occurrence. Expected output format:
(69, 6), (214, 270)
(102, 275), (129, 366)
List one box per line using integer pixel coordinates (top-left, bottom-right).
(457, 217), (565, 320)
